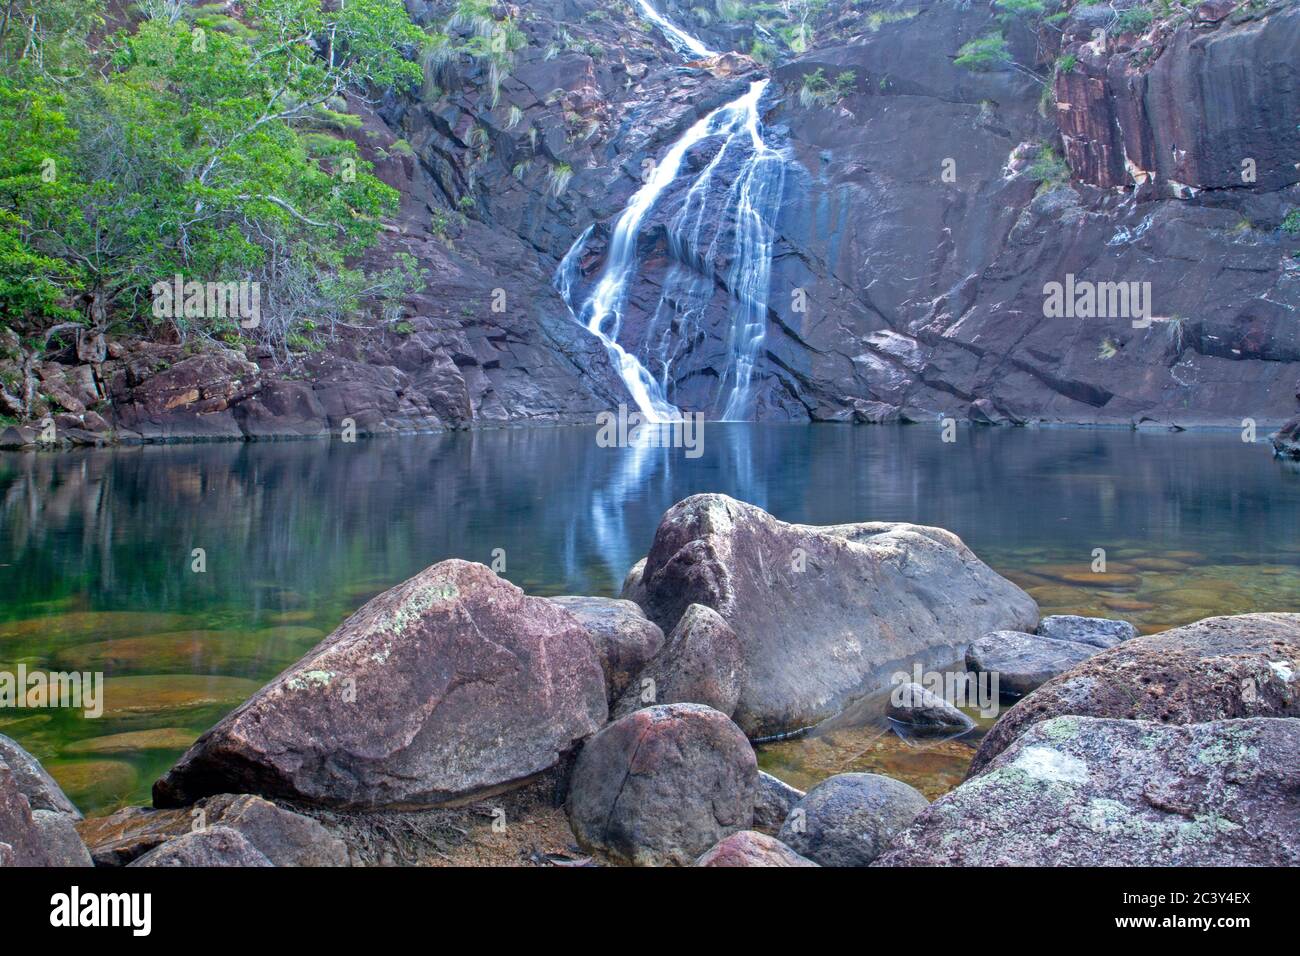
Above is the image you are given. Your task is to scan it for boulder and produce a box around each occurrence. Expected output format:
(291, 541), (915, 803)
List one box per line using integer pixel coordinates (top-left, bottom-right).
(1036, 615), (1137, 648)
(966, 630), (1099, 697)
(620, 558), (648, 605)
(753, 771), (804, 835)
(0, 425), (36, 449)
(877, 716), (1300, 866)
(129, 826), (274, 867)
(0, 761), (50, 866)
(153, 560), (608, 809)
(77, 793), (348, 867)
(0, 734), (81, 818)
(971, 613), (1300, 774)
(612, 603), (743, 719)
(548, 596), (664, 702)
(694, 830), (818, 867)
(30, 810), (93, 867)
(567, 703), (756, 866)
(636, 495), (1038, 737)
(777, 772), (928, 867)
(886, 682), (976, 735)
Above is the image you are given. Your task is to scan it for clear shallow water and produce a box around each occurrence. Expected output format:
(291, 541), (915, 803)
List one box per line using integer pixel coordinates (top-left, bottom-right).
(2, 424), (1298, 813)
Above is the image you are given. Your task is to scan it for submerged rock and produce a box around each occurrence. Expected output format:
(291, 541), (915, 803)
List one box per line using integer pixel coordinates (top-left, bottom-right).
(753, 771), (804, 836)
(636, 495), (1038, 737)
(966, 630), (1098, 697)
(777, 772), (928, 867)
(129, 826), (274, 867)
(971, 613), (1300, 774)
(567, 703), (756, 866)
(1036, 615), (1137, 648)
(153, 560), (607, 809)
(1272, 417), (1300, 459)
(694, 830), (818, 867)
(612, 603), (743, 719)
(0, 734), (81, 818)
(548, 596), (664, 702)
(877, 716), (1300, 866)
(886, 682), (976, 735)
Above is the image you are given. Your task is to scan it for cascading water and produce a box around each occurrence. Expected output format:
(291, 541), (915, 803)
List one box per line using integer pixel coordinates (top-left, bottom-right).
(633, 0), (718, 59)
(554, 4), (788, 422)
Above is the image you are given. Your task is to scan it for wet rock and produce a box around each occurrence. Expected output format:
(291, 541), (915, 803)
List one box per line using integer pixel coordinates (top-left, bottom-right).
(0, 734), (81, 818)
(966, 630), (1099, 697)
(886, 682), (976, 736)
(877, 716), (1300, 866)
(971, 613), (1300, 774)
(129, 826), (274, 867)
(548, 596), (664, 702)
(613, 603), (743, 719)
(154, 561), (607, 809)
(637, 495), (1038, 737)
(31, 810), (92, 867)
(753, 771), (804, 835)
(777, 772), (928, 867)
(567, 703), (756, 866)
(1272, 417), (1300, 459)
(694, 830), (818, 867)
(0, 425), (36, 449)
(1036, 615), (1137, 648)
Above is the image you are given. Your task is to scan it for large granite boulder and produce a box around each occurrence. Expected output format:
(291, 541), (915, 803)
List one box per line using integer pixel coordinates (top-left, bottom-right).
(0, 734), (81, 819)
(694, 830), (818, 867)
(129, 826), (274, 867)
(31, 810), (93, 867)
(78, 794), (348, 867)
(154, 560), (608, 809)
(877, 716), (1300, 866)
(635, 495), (1038, 737)
(548, 596), (664, 702)
(0, 750), (92, 867)
(0, 761), (53, 866)
(777, 773), (928, 867)
(966, 630), (1100, 697)
(567, 704), (756, 866)
(971, 613), (1300, 774)
(612, 603), (743, 719)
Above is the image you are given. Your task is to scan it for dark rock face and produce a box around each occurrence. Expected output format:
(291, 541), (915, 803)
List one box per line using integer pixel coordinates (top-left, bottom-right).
(153, 560), (607, 809)
(694, 830), (818, 867)
(886, 682), (976, 736)
(109, 348), (262, 441)
(567, 703), (757, 866)
(877, 716), (1300, 866)
(612, 603), (743, 719)
(0, 734), (81, 819)
(967, 630), (1101, 697)
(971, 613), (1300, 774)
(777, 772), (929, 867)
(1036, 615), (1138, 648)
(753, 771), (805, 836)
(638, 494), (1038, 737)
(128, 826), (274, 867)
(548, 596), (664, 703)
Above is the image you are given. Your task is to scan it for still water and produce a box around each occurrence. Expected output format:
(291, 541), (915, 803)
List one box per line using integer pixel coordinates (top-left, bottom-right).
(2, 425), (1298, 813)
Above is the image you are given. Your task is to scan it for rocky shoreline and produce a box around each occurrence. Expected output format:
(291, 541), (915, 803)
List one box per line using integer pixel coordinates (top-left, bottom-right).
(2, 493), (1297, 867)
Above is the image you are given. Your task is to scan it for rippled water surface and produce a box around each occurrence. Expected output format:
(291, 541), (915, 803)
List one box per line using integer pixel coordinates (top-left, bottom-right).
(2, 425), (1298, 813)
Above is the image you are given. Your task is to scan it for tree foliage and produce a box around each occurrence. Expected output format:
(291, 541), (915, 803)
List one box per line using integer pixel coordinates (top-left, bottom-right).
(0, 0), (427, 354)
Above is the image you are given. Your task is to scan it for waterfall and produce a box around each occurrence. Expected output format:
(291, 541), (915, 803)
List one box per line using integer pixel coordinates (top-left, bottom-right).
(555, 5), (787, 423)
(633, 0), (719, 59)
